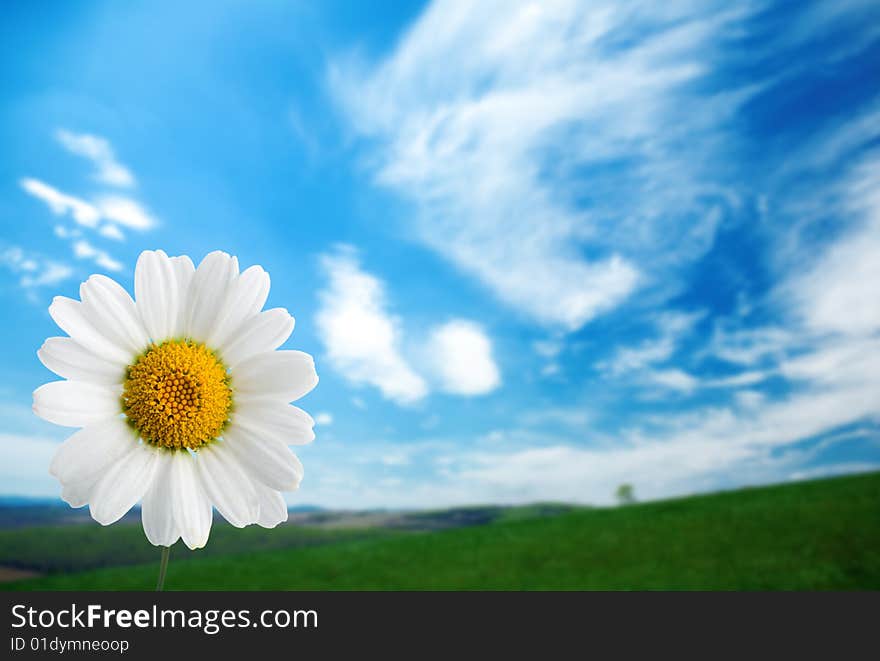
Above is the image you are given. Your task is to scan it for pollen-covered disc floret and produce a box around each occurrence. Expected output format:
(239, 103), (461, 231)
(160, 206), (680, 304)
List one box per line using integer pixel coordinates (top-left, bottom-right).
(123, 339), (232, 450)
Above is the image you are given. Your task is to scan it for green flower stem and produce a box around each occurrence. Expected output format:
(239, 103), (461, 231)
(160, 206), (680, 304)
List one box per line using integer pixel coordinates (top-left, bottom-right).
(155, 546), (171, 592)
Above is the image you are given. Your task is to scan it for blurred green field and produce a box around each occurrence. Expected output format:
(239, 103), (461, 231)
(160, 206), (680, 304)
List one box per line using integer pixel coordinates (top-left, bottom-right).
(2, 472), (879, 590)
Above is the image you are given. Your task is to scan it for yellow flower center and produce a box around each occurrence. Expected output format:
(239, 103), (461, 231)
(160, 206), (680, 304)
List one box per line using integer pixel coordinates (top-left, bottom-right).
(123, 340), (232, 450)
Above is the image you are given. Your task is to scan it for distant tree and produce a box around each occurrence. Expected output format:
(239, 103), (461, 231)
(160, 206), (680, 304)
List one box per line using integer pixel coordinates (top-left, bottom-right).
(615, 483), (636, 505)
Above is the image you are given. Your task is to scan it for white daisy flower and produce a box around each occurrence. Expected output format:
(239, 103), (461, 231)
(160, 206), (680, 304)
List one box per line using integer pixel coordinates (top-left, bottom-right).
(33, 250), (318, 550)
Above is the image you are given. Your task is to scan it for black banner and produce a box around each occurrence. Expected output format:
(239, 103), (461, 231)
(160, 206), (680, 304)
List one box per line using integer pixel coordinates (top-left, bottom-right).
(2, 591), (877, 656)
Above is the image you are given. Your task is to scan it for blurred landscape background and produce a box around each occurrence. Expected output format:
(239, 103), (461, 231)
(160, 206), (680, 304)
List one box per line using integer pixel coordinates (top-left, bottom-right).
(2, 472), (878, 590)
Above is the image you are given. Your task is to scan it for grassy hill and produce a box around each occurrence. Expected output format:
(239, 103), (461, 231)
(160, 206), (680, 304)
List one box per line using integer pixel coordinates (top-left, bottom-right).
(3, 471), (879, 590)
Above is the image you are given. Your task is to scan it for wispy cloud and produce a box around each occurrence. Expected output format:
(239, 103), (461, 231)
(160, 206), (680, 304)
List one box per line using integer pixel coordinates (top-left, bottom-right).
(20, 177), (126, 271)
(0, 246), (73, 292)
(519, 407), (591, 430)
(19, 178), (101, 228)
(314, 412), (334, 426)
(319, 340), (879, 506)
(787, 158), (880, 337)
(98, 224), (125, 241)
(21, 179), (158, 237)
(598, 311), (703, 377)
(331, 1), (756, 331)
(451, 376), (880, 505)
(4, 0), (879, 508)
(643, 368), (699, 394)
(18, 132), (159, 276)
(55, 129), (135, 188)
(707, 325), (794, 367)
(285, 375), (880, 508)
(20, 263), (73, 288)
(72, 239), (123, 272)
(315, 1), (880, 506)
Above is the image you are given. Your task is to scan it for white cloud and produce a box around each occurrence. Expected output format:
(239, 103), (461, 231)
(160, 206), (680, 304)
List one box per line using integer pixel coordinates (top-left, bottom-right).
(380, 453), (410, 467)
(53, 225), (81, 239)
(598, 311), (702, 377)
(533, 339), (564, 377)
(631, 364), (772, 396)
(332, 147), (880, 510)
(95, 254), (123, 272)
(20, 178), (100, 227)
(317, 248), (504, 403)
(98, 224), (125, 241)
(1, 247), (29, 271)
(779, 337), (880, 389)
(72, 240), (96, 259)
(20, 142), (157, 277)
(0, 246), (73, 290)
(788, 158), (880, 337)
(707, 325), (793, 366)
(663, 153), (880, 398)
(540, 363), (561, 377)
(441, 370), (879, 506)
(331, 1), (755, 331)
(289, 362), (879, 508)
(604, 339), (676, 376)
(72, 240), (123, 272)
(315, 412), (333, 426)
(55, 129), (135, 187)
(426, 320), (500, 395)
(734, 390), (765, 409)
(317, 247), (428, 404)
(21, 176), (156, 270)
(788, 462), (880, 483)
(95, 195), (157, 230)
(519, 407), (590, 429)
(294, 9), (880, 509)
(704, 370), (772, 389)
(533, 339), (563, 359)
(20, 262), (74, 288)
(646, 368), (699, 394)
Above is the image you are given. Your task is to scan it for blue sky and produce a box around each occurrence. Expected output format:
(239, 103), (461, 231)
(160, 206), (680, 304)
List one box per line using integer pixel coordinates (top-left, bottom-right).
(1, 0), (879, 508)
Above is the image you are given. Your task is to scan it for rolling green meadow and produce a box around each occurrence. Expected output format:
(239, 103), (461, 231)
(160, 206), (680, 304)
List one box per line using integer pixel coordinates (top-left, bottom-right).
(1, 472), (878, 590)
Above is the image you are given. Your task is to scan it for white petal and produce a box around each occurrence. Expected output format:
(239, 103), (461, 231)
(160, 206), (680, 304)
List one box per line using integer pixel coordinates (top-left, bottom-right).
(185, 251), (239, 342)
(38, 337), (125, 385)
(135, 250), (179, 343)
(169, 451), (213, 549)
(80, 275), (149, 355)
(33, 381), (121, 427)
(89, 443), (159, 525)
(232, 350), (318, 402)
(50, 417), (137, 485)
(49, 296), (132, 364)
(233, 399), (314, 446)
(254, 481), (288, 528)
(170, 255), (195, 337)
(207, 265), (270, 349)
(141, 452), (180, 547)
(56, 423), (133, 509)
(223, 424), (303, 491)
(60, 480), (95, 508)
(221, 308), (295, 369)
(196, 443), (259, 527)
